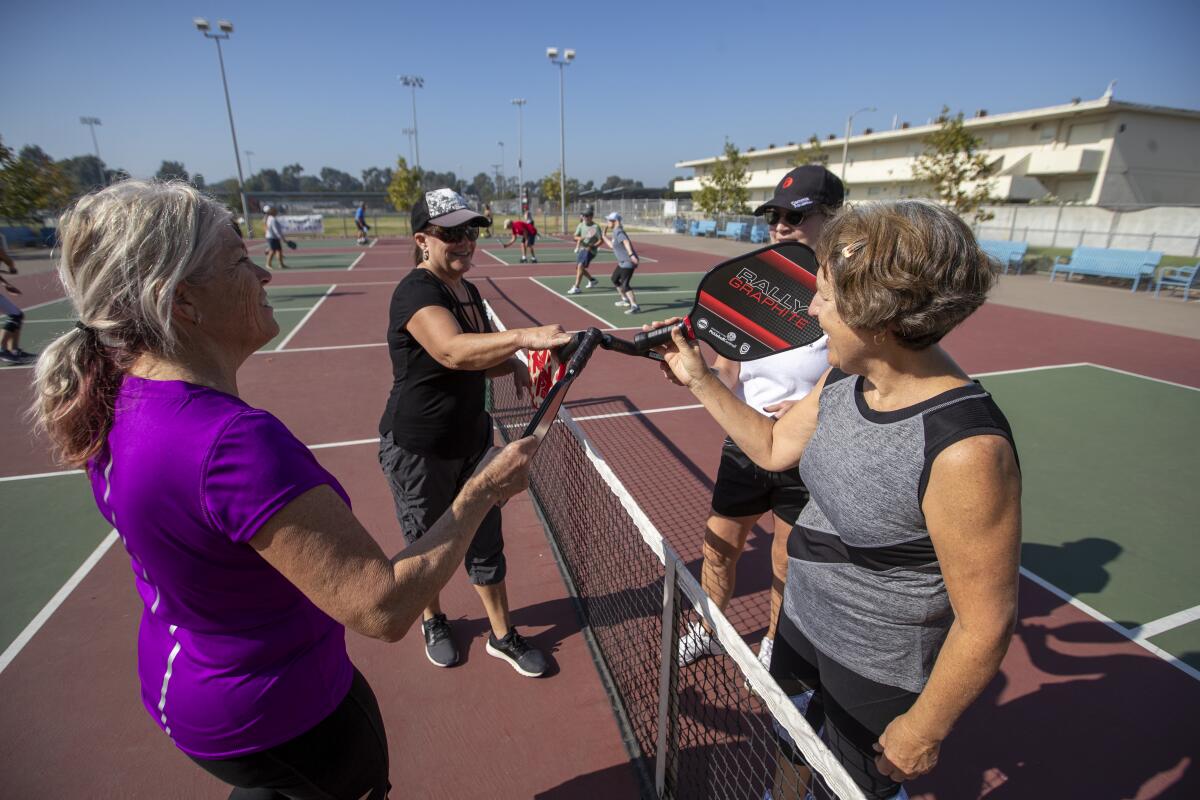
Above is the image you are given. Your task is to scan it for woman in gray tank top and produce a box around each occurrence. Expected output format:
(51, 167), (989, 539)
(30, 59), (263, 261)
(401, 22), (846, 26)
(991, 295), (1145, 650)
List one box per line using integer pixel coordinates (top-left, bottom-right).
(651, 200), (1021, 800)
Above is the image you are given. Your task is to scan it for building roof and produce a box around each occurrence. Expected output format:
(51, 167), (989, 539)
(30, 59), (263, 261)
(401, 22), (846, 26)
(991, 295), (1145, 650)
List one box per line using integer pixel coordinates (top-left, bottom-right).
(674, 95), (1200, 168)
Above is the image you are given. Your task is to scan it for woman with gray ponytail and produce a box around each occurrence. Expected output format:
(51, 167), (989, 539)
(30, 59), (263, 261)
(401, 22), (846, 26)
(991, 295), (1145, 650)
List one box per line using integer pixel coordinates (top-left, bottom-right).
(32, 180), (538, 799)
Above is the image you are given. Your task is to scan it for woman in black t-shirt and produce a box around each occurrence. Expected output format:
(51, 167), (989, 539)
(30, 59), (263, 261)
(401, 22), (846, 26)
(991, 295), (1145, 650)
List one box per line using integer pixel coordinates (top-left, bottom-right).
(379, 188), (571, 678)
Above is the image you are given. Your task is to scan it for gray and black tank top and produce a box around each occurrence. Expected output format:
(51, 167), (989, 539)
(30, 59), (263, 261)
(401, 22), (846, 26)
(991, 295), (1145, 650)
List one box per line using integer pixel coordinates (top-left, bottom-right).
(785, 368), (1017, 693)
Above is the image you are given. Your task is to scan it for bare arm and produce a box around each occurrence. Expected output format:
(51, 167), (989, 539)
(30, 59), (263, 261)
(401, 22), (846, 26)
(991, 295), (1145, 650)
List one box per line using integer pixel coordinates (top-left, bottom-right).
(874, 435), (1022, 781)
(659, 323), (827, 470)
(407, 305), (570, 372)
(250, 437), (538, 642)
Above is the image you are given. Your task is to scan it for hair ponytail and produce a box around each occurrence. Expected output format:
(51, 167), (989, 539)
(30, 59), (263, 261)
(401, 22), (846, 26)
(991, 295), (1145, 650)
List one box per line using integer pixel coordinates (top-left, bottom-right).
(29, 179), (231, 467)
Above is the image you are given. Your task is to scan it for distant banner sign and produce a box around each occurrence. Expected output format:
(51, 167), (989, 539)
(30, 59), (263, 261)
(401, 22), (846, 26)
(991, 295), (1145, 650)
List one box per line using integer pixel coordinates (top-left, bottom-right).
(278, 215), (324, 234)
(662, 200), (678, 217)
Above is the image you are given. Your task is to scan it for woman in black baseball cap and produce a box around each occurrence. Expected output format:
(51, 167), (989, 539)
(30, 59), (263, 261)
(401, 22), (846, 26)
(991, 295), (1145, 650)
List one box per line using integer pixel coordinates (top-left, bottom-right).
(678, 166), (844, 676)
(379, 188), (572, 676)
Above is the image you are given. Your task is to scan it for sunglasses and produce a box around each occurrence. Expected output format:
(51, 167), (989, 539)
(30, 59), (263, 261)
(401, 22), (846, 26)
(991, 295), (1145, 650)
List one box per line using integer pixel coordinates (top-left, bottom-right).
(765, 208), (811, 227)
(425, 225), (480, 244)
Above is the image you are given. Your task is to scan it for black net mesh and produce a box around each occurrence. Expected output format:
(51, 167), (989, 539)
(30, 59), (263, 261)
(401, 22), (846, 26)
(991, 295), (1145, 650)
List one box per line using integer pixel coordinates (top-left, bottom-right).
(486, 307), (865, 800)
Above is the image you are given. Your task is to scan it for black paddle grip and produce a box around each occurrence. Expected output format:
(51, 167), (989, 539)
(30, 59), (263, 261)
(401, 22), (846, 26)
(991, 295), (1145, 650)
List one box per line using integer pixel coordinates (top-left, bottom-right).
(562, 327), (603, 377)
(632, 321), (689, 354)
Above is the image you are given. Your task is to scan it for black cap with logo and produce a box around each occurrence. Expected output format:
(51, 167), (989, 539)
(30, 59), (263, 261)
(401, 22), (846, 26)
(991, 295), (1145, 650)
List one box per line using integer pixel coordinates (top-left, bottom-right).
(752, 165), (845, 216)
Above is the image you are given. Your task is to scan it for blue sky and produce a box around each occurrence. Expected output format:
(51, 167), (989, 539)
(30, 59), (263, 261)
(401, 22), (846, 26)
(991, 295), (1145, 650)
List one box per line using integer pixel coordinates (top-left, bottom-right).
(2, 0), (1197, 187)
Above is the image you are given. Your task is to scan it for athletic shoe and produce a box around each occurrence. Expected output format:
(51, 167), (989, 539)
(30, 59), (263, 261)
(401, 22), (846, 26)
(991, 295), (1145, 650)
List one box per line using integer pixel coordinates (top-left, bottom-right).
(566, 287), (581, 295)
(757, 636), (774, 669)
(587, 278), (599, 288)
(0, 351), (20, 365)
(10, 348), (36, 363)
(615, 300), (630, 307)
(624, 304), (641, 315)
(531, 257), (538, 263)
(677, 620), (722, 667)
(520, 257), (527, 263)
(486, 627), (547, 677)
(422, 614), (458, 668)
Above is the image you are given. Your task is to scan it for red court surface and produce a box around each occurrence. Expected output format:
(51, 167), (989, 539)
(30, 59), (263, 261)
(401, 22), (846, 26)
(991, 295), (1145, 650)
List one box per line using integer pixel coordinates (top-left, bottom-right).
(2, 234), (1198, 798)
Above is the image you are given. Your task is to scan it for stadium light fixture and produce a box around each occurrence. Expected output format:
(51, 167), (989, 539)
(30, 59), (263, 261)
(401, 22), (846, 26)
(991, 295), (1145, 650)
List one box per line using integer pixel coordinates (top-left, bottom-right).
(840, 106), (876, 188)
(195, 16), (252, 236)
(547, 48), (576, 234)
(79, 116), (103, 164)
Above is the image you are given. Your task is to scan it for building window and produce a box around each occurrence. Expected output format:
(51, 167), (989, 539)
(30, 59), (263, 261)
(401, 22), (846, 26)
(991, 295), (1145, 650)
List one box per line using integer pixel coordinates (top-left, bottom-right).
(1039, 126), (1055, 142)
(867, 186), (882, 196)
(990, 131), (1009, 147)
(871, 147), (884, 158)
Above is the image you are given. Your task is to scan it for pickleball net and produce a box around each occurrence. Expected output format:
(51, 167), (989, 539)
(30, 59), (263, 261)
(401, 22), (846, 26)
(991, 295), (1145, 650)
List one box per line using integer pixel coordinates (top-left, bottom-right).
(485, 304), (866, 800)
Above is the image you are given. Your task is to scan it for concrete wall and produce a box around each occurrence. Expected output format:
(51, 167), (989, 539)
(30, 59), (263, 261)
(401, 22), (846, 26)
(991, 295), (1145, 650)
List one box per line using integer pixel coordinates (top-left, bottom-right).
(974, 204), (1200, 256)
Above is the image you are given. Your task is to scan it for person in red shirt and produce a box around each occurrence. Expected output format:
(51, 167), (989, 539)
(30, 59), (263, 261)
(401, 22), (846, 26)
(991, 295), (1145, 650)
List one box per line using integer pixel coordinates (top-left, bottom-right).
(501, 218), (539, 263)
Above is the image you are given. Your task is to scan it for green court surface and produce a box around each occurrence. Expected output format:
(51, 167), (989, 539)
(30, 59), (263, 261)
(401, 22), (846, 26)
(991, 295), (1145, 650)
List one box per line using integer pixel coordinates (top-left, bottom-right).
(11, 285), (333, 356)
(979, 364), (1200, 667)
(482, 245), (625, 265)
(0, 473), (112, 652)
(250, 252), (360, 270)
(257, 238), (365, 250)
(533, 272), (702, 325)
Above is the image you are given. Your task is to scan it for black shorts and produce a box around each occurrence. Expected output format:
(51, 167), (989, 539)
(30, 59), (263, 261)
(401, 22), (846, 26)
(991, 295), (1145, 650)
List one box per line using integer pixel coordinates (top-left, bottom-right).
(1, 309), (22, 333)
(711, 438), (809, 522)
(770, 613), (919, 800)
(267, 237), (283, 253)
(188, 667), (390, 800)
(523, 232), (537, 246)
(611, 266), (634, 291)
(378, 428), (506, 586)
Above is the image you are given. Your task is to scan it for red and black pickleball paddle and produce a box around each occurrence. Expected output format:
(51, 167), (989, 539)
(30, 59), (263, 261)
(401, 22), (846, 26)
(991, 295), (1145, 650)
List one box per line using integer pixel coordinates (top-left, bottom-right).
(632, 241), (822, 361)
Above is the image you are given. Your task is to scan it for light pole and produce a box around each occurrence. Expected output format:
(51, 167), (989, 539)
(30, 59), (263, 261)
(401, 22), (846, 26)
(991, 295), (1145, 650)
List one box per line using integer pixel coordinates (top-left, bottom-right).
(398, 75), (424, 180)
(244, 149), (254, 177)
(497, 141), (505, 200)
(840, 106), (876, 191)
(491, 162), (502, 206)
(194, 18), (253, 237)
(546, 47), (575, 234)
(79, 116), (102, 162)
(401, 127), (416, 166)
(511, 99), (526, 209)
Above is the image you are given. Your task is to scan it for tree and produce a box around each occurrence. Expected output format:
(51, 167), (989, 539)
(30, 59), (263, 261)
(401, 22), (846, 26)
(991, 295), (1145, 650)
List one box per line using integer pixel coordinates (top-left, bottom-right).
(362, 166), (394, 192)
(695, 140), (750, 216)
(156, 160), (190, 182)
(59, 155), (108, 192)
(470, 172), (495, 203)
(319, 167), (362, 192)
(911, 107), (995, 223)
(793, 134), (829, 167)
(280, 163), (305, 192)
(0, 138), (75, 221)
(387, 156), (422, 211)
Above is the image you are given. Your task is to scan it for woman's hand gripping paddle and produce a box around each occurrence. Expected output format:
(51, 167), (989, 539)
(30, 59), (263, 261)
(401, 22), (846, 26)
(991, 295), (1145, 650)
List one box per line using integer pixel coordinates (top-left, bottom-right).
(632, 241), (822, 361)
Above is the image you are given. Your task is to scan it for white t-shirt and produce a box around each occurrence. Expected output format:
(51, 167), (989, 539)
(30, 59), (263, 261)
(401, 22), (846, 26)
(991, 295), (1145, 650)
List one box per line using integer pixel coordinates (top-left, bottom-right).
(734, 336), (829, 412)
(265, 216), (284, 240)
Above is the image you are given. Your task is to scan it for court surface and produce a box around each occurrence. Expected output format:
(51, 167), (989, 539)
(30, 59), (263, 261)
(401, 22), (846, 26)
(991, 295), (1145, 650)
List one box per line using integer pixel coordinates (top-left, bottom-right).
(2, 234), (1198, 797)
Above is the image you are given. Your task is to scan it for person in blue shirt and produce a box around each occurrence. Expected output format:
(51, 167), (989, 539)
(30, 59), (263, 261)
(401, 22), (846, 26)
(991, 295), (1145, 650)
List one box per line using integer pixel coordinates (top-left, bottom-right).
(355, 202), (370, 245)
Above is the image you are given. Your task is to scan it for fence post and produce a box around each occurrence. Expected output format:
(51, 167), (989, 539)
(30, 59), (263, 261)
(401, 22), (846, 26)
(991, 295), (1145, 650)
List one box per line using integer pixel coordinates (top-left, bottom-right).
(1106, 210), (1119, 248)
(1149, 232), (1157, 251)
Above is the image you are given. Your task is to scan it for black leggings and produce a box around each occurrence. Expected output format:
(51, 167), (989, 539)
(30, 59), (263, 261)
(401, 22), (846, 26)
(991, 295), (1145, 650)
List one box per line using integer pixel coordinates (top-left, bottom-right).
(189, 668), (390, 800)
(771, 613), (918, 800)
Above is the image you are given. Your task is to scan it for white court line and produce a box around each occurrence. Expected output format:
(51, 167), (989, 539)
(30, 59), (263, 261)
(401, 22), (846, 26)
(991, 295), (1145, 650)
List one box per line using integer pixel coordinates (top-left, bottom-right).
(972, 363), (1091, 378)
(1084, 362), (1200, 392)
(13, 296), (71, 313)
(0, 530), (119, 675)
(529, 277), (613, 329)
(1018, 567), (1200, 682)
(478, 247), (509, 266)
(255, 342), (386, 356)
(0, 468), (84, 483)
(572, 403), (704, 422)
(347, 253), (365, 271)
(309, 437), (377, 450)
(1128, 604), (1200, 640)
(275, 284), (337, 351)
(368, 238), (378, 248)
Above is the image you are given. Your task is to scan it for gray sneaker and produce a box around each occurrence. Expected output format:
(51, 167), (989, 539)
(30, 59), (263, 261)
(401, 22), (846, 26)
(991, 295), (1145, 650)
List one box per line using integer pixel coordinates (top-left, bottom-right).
(422, 614), (458, 667)
(486, 627), (547, 677)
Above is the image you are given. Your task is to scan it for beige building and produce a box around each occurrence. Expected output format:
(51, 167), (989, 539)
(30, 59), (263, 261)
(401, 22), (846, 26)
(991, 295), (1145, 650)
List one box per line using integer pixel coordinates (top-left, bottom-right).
(673, 91), (1200, 208)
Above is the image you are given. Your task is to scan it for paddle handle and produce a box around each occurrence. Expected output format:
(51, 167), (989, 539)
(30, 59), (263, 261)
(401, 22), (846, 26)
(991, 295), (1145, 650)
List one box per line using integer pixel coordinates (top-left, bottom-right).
(632, 319), (692, 354)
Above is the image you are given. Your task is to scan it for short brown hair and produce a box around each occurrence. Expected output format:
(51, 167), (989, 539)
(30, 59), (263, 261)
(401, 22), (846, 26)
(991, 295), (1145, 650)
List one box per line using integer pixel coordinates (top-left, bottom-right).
(816, 201), (997, 350)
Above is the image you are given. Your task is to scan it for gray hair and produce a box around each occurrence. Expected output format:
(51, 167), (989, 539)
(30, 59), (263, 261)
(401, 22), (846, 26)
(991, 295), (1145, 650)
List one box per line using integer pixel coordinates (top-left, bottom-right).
(31, 179), (233, 465)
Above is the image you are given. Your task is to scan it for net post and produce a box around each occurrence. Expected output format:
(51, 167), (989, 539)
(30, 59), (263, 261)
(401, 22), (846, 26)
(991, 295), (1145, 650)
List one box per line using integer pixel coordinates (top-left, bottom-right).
(653, 556), (678, 798)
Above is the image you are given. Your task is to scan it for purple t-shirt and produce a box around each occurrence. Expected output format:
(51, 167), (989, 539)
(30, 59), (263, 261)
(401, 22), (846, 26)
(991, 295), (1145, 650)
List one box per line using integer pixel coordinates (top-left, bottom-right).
(88, 376), (354, 758)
